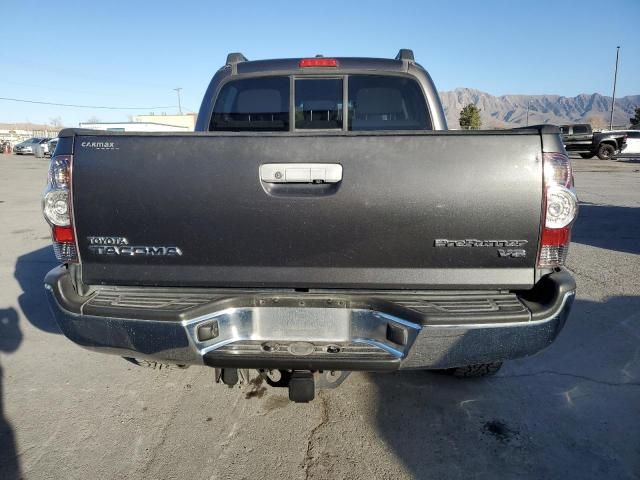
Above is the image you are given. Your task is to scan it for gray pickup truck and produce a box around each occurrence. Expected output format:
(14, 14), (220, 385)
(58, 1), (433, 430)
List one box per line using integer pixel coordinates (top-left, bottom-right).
(43, 50), (577, 402)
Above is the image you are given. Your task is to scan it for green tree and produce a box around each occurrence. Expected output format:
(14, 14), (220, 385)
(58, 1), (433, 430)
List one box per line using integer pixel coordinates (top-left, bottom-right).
(459, 104), (482, 129)
(630, 107), (640, 127)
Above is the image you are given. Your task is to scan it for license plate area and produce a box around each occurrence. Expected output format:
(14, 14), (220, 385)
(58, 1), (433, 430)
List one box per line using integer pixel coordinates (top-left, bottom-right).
(254, 307), (351, 342)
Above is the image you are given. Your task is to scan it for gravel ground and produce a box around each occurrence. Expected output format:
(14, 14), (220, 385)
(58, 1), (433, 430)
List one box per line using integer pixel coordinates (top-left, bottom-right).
(0, 153), (638, 480)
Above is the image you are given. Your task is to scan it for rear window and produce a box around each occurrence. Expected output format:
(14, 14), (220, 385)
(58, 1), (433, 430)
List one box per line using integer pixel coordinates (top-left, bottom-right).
(295, 79), (343, 130)
(210, 76), (290, 131)
(348, 75), (431, 131)
(209, 74), (431, 131)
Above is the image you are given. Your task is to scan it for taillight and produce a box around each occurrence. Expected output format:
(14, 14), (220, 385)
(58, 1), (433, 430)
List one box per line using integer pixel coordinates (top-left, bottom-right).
(43, 155), (78, 263)
(538, 152), (577, 268)
(299, 58), (338, 68)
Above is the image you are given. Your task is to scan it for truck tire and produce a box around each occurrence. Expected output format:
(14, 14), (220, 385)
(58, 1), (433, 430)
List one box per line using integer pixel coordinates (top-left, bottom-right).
(443, 362), (503, 378)
(579, 153), (594, 159)
(597, 144), (615, 160)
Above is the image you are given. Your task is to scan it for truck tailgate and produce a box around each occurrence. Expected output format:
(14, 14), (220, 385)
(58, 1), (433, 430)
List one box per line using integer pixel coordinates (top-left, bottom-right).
(71, 132), (543, 289)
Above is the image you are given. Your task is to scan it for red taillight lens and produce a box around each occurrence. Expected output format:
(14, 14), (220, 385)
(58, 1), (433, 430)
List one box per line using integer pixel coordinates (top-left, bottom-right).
(299, 58), (338, 68)
(52, 225), (75, 243)
(43, 154), (78, 263)
(538, 152), (578, 268)
(540, 227), (570, 246)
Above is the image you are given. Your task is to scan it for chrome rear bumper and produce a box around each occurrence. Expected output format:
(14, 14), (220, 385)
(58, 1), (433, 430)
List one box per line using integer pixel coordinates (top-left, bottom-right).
(45, 267), (575, 370)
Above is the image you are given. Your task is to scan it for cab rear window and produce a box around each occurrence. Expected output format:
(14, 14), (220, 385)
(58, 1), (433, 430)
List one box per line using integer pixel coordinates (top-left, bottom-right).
(295, 78), (343, 130)
(209, 74), (431, 132)
(348, 75), (431, 131)
(210, 76), (290, 131)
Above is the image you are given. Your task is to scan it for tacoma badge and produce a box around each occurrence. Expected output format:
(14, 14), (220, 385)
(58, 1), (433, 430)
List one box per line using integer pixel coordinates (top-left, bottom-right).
(87, 236), (182, 256)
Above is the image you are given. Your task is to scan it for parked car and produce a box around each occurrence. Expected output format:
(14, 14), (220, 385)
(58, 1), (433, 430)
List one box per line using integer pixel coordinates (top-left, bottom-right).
(607, 130), (640, 158)
(43, 50), (577, 402)
(559, 124), (627, 160)
(45, 138), (59, 157)
(14, 137), (45, 155)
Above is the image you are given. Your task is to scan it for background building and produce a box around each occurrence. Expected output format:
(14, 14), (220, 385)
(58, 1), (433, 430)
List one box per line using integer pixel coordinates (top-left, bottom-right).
(78, 112), (197, 132)
(78, 121), (190, 132)
(133, 113), (197, 130)
(0, 123), (61, 146)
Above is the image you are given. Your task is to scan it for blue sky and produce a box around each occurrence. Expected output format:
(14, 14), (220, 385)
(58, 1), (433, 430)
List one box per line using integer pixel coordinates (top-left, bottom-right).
(1, 0), (638, 126)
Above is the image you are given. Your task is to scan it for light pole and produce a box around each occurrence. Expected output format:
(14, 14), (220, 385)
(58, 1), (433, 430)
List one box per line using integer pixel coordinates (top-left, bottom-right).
(609, 46), (620, 130)
(526, 99), (531, 127)
(173, 88), (183, 115)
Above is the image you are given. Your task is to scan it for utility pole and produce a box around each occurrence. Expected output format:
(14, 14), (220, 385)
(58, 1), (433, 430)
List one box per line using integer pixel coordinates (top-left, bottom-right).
(609, 46), (620, 130)
(526, 99), (531, 126)
(173, 87), (183, 114)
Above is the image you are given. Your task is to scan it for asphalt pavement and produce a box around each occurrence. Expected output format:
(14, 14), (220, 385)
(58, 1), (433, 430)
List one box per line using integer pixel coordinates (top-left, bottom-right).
(0, 153), (638, 479)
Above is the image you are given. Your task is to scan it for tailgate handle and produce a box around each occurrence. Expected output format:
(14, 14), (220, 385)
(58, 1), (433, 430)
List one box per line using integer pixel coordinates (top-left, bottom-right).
(260, 163), (342, 184)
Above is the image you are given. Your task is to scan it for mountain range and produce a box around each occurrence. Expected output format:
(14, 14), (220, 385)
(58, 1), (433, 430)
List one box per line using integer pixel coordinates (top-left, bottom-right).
(439, 88), (639, 129)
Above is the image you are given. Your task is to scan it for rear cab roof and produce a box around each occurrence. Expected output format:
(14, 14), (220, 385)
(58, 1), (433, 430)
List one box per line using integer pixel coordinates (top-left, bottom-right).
(195, 53), (448, 131)
(234, 57), (409, 75)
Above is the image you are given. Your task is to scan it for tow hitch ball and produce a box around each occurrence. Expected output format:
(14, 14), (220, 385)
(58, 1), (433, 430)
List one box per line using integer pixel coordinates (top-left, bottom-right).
(216, 368), (349, 403)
